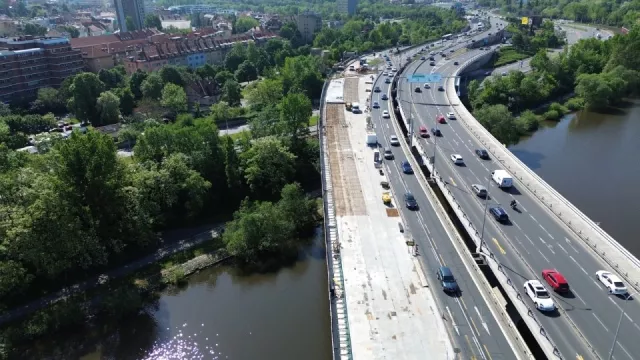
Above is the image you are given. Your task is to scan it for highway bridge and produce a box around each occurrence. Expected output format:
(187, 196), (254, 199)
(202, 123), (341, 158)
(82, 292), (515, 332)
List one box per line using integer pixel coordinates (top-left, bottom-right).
(383, 15), (640, 360)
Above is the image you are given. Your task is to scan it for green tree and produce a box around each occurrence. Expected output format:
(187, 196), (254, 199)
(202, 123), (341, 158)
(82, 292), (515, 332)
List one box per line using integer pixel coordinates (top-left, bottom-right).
(279, 92), (312, 145)
(114, 87), (135, 115)
(281, 56), (324, 98)
(277, 182), (318, 236)
(130, 70), (148, 99)
(159, 65), (185, 87)
(23, 23), (47, 36)
(125, 16), (135, 31)
(31, 87), (65, 114)
(234, 60), (258, 83)
(241, 136), (296, 196)
(224, 43), (248, 72)
(69, 72), (105, 123)
(144, 14), (163, 30)
(214, 70), (234, 86)
(59, 25), (80, 38)
(243, 78), (283, 110)
(234, 16), (259, 33)
(96, 91), (121, 126)
(473, 104), (520, 146)
(161, 83), (188, 113)
(575, 73), (613, 109)
(222, 79), (242, 106)
(141, 73), (164, 100)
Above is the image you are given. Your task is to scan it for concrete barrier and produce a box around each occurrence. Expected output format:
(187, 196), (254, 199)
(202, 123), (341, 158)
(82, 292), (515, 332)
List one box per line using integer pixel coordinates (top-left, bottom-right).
(447, 52), (640, 296)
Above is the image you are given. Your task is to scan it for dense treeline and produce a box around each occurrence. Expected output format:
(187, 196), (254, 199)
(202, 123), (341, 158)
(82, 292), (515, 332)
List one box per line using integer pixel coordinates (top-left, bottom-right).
(467, 25), (640, 145)
(479, 0), (640, 28)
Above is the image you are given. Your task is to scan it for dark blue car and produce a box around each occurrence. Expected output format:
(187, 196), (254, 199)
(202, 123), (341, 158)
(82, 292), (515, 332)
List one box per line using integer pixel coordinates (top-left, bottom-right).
(490, 207), (509, 223)
(437, 266), (459, 294)
(401, 161), (413, 174)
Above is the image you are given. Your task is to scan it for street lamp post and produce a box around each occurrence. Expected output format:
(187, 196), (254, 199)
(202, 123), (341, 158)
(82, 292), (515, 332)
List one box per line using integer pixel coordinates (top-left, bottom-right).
(431, 116), (439, 178)
(477, 173), (492, 253)
(609, 291), (638, 360)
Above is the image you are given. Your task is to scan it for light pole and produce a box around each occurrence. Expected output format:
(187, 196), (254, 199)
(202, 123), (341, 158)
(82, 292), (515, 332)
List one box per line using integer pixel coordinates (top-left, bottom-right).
(609, 291), (638, 360)
(431, 113), (439, 178)
(477, 173), (492, 253)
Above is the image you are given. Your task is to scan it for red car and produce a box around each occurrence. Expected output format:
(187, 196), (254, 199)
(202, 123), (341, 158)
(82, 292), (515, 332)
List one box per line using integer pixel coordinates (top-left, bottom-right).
(542, 269), (569, 293)
(436, 115), (446, 124)
(419, 126), (429, 138)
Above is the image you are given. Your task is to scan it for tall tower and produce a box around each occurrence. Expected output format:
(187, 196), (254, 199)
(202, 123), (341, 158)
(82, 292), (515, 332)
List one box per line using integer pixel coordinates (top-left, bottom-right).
(337, 0), (357, 16)
(114, 0), (146, 32)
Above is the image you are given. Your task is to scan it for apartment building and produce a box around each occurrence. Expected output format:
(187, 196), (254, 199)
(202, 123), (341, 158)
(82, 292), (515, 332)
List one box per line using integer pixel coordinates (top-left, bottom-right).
(0, 36), (84, 103)
(337, 0), (357, 16)
(295, 11), (322, 43)
(123, 32), (277, 74)
(114, 0), (145, 32)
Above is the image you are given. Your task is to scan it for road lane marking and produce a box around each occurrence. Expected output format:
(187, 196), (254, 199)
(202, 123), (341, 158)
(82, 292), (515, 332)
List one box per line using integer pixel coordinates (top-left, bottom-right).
(569, 255), (589, 275)
(529, 214), (539, 223)
(474, 306), (491, 335)
(538, 237), (546, 245)
(565, 237), (579, 253)
(465, 335), (477, 360)
(593, 313), (609, 332)
(572, 290), (587, 305)
(539, 224), (555, 239)
(460, 298), (468, 310)
(492, 238), (506, 255)
(538, 250), (550, 262)
(512, 220), (522, 231)
(449, 177), (457, 186)
(557, 243), (568, 254)
(446, 306), (460, 335)
(484, 345), (493, 360)
(615, 341), (633, 360)
(576, 355), (584, 360)
(439, 254), (446, 266)
(513, 236), (531, 255)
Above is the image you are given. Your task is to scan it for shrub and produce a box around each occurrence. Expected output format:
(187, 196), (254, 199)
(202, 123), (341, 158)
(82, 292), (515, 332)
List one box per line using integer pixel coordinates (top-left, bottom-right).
(543, 109), (561, 121)
(548, 102), (569, 115)
(564, 97), (585, 111)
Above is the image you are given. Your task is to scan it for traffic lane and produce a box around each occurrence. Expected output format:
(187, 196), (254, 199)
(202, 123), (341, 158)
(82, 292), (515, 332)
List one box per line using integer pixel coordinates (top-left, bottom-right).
(401, 84), (594, 358)
(416, 134), (595, 359)
(419, 67), (640, 356)
(422, 78), (640, 342)
(373, 98), (489, 360)
(375, 113), (514, 360)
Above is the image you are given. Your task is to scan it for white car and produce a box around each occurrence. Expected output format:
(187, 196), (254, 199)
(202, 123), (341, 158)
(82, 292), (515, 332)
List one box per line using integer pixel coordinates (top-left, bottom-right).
(447, 112), (456, 120)
(596, 270), (628, 295)
(450, 154), (464, 165)
(424, 83), (430, 89)
(382, 110), (390, 118)
(372, 101), (380, 109)
(524, 280), (556, 312)
(389, 135), (400, 146)
(382, 72), (388, 76)
(391, 67), (397, 72)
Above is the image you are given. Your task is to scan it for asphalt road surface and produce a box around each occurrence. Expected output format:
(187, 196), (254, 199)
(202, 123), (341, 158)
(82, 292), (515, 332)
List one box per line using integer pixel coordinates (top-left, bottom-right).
(370, 23), (521, 360)
(396, 18), (640, 360)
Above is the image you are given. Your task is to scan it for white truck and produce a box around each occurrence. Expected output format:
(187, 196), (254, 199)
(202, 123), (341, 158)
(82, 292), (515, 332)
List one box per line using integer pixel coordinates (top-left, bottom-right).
(491, 169), (513, 188)
(366, 132), (377, 146)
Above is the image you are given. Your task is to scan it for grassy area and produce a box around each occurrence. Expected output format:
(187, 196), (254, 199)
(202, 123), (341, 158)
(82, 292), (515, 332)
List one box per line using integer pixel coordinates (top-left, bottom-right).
(309, 114), (319, 127)
(493, 47), (531, 67)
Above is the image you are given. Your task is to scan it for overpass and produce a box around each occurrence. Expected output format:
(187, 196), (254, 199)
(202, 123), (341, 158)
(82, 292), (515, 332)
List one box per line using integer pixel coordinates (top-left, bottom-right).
(391, 15), (640, 360)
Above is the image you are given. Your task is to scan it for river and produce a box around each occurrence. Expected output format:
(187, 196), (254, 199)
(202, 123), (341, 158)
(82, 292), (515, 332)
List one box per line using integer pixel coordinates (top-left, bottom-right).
(26, 230), (332, 360)
(510, 99), (640, 257)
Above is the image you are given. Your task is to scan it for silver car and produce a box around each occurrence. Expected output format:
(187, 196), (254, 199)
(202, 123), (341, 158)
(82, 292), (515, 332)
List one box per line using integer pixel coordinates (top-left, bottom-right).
(471, 184), (488, 198)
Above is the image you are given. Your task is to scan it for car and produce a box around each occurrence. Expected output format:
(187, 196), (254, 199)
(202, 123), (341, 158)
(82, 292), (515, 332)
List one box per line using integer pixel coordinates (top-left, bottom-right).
(414, 86), (421, 93)
(383, 148), (394, 160)
(404, 192), (418, 209)
(389, 135), (400, 146)
(419, 126), (429, 138)
(386, 66), (392, 70)
(449, 49), (455, 53)
(441, 53), (446, 57)
(446, 112), (456, 120)
(382, 110), (390, 119)
(381, 94), (389, 100)
(454, 61), (459, 65)
(429, 61), (436, 66)
(471, 184), (488, 198)
(436, 115), (446, 124)
(372, 101), (380, 109)
(382, 72), (388, 76)
(524, 280), (556, 312)
(475, 149), (490, 159)
(374, 86), (381, 93)
(542, 269), (570, 293)
(490, 207), (509, 223)
(423, 83), (430, 89)
(385, 78), (391, 84)
(478, 47), (484, 50)
(438, 85), (444, 91)
(420, 56), (426, 60)
(450, 154), (464, 165)
(501, 71), (507, 76)
(437, 266), (459, 294)
(431, 128), (442, 136)
(401, 161), (413, 174)
(596, 270), (628, 295)
(382, 192), (392, 204)
(391, 67), (397, 72)
(429, 56), (435, 61)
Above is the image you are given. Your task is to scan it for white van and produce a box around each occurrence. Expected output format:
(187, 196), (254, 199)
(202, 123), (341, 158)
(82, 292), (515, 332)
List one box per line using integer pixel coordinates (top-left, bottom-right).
(351, 102), (361, 113)
(491, 170), (513, 188)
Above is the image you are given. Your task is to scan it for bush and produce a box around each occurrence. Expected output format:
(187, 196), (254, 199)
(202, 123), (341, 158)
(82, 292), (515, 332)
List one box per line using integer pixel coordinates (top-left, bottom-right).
(564, 97), (585, 111)
(515, 110), (541, 133)
(543, 109), (561, 121)
(162, 266), (186, 285)
(548, 102), (569, 115)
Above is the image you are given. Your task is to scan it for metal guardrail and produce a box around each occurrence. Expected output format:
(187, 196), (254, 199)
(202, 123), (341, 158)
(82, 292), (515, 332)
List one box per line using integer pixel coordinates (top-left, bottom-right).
(448, 52), (640, 295)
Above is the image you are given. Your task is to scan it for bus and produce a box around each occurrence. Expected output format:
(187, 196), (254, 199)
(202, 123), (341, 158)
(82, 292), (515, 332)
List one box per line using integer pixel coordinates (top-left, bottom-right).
(442, 34), (453, 40)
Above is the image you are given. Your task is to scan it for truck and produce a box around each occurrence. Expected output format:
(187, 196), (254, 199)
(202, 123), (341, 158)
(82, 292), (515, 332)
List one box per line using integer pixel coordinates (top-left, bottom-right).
(491, 170), (513, 188)
(366, 132), (377, 146)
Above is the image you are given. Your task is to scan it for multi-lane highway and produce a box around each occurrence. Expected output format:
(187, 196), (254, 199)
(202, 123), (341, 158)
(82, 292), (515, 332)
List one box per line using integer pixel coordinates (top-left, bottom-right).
(393, 17), (640, 360)
(369, 27), (523, 360)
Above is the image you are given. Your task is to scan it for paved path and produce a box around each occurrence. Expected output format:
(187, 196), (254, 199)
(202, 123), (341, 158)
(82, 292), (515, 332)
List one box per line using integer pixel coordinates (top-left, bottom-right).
(0, 224), (223, 325)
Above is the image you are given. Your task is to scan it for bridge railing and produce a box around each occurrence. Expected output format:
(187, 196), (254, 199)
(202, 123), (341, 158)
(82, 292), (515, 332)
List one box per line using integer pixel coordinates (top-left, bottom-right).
(448, 52), (640, 295)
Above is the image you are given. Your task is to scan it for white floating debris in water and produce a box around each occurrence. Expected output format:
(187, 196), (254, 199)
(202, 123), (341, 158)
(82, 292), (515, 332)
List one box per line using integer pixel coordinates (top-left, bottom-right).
(202, 323), (204, 326)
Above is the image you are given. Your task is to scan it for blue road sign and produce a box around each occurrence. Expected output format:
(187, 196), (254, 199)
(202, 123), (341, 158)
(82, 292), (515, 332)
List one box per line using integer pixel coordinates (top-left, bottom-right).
(408, 73), (442, 83)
